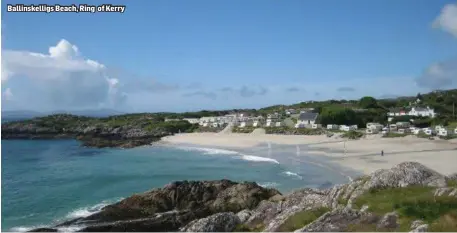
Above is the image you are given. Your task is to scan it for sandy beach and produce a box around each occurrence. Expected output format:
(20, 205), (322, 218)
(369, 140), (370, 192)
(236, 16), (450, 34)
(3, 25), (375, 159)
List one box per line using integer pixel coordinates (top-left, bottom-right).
(162, 133), (457, 176)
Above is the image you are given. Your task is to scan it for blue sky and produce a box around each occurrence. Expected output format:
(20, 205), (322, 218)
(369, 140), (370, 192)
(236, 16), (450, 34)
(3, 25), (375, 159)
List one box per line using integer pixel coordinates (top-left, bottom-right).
(1, 0), (457, 112)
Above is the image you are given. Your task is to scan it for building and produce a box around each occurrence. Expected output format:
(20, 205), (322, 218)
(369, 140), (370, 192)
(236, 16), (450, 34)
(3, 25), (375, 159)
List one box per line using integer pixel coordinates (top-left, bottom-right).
(327, 124), (339, 130)
(183, 118), (200, 124)
(311, 124), (322, 129)
(366, 128), (380, 134)
(295, 112), (319, 128)
(367, 123), (383, 130)
(239, 120), (254, 128)
(396, 122), (411, 129)
(438, 128), (455, 137)
(408, 107), (436, 118)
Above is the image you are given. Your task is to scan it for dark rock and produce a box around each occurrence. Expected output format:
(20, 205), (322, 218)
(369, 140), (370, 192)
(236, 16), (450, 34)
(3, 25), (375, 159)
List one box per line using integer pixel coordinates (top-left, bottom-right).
(27, 228), (58, 232)
(48, 180), (279, 232)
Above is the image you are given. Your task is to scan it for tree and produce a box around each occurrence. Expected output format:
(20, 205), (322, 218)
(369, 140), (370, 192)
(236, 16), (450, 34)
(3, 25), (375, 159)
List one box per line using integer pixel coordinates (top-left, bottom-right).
(359, 96), (378, 109)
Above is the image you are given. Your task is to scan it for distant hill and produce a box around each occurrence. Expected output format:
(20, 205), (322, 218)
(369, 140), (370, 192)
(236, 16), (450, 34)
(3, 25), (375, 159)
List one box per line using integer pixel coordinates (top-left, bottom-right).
(2, 109), (125, 120)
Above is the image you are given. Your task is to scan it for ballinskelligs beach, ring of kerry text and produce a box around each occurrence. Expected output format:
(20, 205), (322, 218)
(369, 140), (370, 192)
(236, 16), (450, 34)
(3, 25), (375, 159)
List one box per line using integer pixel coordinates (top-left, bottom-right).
(6, 4), (126, 13)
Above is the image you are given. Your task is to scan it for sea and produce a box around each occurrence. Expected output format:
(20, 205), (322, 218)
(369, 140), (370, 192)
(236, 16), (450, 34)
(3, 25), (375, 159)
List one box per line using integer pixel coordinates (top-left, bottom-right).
(1, 132), (358, 231)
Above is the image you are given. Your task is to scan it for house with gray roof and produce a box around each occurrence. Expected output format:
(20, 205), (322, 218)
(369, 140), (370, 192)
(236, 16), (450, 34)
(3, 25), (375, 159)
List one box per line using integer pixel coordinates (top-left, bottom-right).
(295, 112), (319, 128)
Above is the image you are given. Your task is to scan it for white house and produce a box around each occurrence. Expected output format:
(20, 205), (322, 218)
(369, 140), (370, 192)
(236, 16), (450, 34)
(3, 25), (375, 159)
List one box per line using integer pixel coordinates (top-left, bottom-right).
(438, 128), (455, 137)
(327, 124), (339, 130)
(367, 123), (383, 130)
(389, 124), (398, 131)
(199, 117), (217, 125)
(295, 112), (319, 128)
(252, 120), (262, 127)
(239, 120), (254, 128)
(366, 128), (380, 134)
(423, 128), (435, 136)
(183, 118), (200, 124)
(408, 107), (436, 118)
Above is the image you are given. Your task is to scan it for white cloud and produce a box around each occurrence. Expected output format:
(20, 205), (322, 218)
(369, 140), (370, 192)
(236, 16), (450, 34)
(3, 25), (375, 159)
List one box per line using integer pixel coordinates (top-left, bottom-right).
(3, 88), (13, 101)
(415, 59), (457, 89)
(433, 3), (457, 37)
(2, 39), (126, 110)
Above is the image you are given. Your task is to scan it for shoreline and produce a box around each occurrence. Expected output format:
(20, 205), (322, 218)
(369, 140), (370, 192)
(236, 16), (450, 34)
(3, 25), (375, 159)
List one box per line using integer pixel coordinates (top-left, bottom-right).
(162, 132), (457, 176)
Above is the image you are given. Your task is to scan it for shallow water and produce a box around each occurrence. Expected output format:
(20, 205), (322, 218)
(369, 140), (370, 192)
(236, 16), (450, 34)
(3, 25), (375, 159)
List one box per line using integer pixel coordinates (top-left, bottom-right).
(1, 139), (355, 231)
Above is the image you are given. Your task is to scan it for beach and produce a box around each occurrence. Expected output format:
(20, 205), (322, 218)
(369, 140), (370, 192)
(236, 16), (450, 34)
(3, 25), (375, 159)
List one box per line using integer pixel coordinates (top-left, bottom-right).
(162, 133), (457, 176)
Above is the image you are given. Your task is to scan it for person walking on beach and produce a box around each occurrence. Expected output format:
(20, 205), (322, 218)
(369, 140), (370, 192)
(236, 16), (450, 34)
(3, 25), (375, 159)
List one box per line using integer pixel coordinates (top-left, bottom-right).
(381, 150), (384, 156)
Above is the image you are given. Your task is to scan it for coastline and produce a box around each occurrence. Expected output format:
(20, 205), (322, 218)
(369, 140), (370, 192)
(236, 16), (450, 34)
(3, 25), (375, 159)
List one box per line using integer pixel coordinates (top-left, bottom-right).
(162, 132), (457, 176)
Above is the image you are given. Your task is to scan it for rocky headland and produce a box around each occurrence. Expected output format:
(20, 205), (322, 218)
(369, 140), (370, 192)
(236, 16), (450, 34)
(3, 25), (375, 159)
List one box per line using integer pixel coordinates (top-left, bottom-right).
(29, 162), (457, 232)
(1, 114), (197, 148)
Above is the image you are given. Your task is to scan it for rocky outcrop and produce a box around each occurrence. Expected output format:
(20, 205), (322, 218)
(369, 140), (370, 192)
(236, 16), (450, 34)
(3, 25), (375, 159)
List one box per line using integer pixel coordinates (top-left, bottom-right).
(34, 180), (279, 232)
(179, 212), (240, 232)
(27, 162), (457, 232)
(1, 114), (194, 148)
(294, 208), (379, 232)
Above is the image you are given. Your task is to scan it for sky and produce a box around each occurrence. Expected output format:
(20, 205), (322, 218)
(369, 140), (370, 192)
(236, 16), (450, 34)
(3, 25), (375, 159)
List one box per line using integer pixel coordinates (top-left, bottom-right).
(1, 0), (457, 113)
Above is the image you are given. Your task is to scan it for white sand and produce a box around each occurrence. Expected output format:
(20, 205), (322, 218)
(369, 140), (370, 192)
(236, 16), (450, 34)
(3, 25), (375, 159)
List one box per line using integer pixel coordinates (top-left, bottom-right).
(162, 133), (457, 176)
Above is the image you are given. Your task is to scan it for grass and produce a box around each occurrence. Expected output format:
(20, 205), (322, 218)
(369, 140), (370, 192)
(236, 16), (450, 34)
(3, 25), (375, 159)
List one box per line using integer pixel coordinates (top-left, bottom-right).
(277, 207), (330, 232)
(352, 186), (457, 232)
(341, 131), (364, 139)
(233, 223), (264, 232)
(338, 196), (348, 206)
(446, 179), (457, 188)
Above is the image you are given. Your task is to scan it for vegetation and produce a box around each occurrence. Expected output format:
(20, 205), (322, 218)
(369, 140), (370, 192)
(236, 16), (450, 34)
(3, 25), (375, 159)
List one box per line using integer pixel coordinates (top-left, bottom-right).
(353, 186), (457, 232)
(341, 131), (364, 139)
(278, 207), (330, 232)
(382, 132), (408, 138)
(234, 223), (264, 232)
(232, 126), (256, 133)
(264, 127), (325, 135)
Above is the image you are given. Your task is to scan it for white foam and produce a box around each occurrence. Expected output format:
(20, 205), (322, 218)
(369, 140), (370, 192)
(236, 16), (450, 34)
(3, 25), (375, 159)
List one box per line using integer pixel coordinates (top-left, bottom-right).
(282, 171), (303, 180)
(241, 155), (280, 164)
(175, 146), (280, 164)
(65, 198), (122, 219)
(258, 182), (280, 188)
(175, 146), (239, 155)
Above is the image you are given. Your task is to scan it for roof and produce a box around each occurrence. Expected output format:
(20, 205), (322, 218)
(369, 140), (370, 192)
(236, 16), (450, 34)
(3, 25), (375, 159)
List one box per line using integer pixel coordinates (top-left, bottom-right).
(299, 112), (318, 121)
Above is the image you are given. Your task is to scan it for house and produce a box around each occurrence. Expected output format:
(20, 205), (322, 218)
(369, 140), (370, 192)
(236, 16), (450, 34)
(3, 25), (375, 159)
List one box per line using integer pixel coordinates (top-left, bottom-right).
(183, 118), (200, 124)
(285, 109), (297, 115)
(366, 128), (380, 134)
(423, 128), (435, 136)
(199, 117), (217, 125)
(389, 124), (398, 131)
(253, 119), (263, 127)
(295, 112), (319, 128)
(339, 125), (356, 132)
(212, 122), (223, 128)
(438, 128), (455, 137)
(388, 108), (408, 117)
(396, 122), (411, 128)
(164, 118), (180, 122)
(398, 128), (411, 134)
(275, 122), (283, 127)
(367, 123), (383, 130)
(239, 120), (254, 128)
(311, 124), (322, 129)
(408, 106), (436, 118)
(327, 124), (339, 130)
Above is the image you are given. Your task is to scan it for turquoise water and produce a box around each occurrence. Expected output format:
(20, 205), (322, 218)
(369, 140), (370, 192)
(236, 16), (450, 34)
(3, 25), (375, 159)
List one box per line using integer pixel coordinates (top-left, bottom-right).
(1, 139), (354, 231)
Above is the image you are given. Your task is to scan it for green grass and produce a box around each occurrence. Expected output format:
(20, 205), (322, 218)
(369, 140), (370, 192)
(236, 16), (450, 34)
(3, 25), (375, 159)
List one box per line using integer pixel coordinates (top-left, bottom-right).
(233, 223), (264, 232)
(352, 186), (457, 232)
(338, 196), (348, 206)
(277, 207), (330, 232)
(446, 179), (457, 188)
(341, 131), (364, 139)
